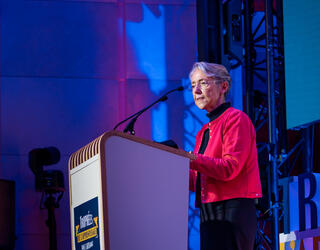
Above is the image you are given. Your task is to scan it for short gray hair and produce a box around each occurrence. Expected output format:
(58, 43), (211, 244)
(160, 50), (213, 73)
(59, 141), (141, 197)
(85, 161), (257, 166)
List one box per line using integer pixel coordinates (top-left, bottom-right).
(189, 61), (231, 96)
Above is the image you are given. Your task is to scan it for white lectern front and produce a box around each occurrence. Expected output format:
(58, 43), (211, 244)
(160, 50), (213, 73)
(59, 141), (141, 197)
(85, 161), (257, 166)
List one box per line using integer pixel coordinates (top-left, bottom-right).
(69, 131), (191, 250)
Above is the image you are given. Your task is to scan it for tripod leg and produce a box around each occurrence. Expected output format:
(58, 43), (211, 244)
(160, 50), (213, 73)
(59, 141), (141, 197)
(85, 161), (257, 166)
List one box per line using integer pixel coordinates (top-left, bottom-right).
(45, 195), (57, 250)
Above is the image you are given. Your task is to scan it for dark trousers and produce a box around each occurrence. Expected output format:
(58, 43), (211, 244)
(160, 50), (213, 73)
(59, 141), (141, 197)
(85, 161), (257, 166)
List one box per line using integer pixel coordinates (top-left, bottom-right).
(200, 198), (257, 250)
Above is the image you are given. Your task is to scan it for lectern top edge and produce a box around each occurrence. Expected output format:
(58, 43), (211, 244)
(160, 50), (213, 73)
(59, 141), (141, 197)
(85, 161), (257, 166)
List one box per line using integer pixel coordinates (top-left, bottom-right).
(68, 130), (192, 171)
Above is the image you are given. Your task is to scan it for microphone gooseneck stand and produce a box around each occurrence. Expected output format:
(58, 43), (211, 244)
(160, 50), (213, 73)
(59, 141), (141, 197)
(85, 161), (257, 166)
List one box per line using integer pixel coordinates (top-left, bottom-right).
(113, 86), (184, 135)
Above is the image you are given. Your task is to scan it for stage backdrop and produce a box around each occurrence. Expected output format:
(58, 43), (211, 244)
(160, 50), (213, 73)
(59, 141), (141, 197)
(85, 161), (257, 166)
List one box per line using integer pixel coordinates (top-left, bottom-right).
(0, 1), (197, 249)
(0, 1), (243, 249)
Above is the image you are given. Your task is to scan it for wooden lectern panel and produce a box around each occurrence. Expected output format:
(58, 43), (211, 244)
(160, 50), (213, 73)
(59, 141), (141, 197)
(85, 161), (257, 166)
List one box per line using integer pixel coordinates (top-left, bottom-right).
(69, 131), (191, 250)
(70, 155), (105, 250)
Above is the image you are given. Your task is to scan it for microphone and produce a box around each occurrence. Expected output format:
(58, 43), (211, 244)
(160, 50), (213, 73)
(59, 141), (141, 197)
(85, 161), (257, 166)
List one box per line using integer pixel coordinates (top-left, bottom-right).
(113, 86), (185, 135)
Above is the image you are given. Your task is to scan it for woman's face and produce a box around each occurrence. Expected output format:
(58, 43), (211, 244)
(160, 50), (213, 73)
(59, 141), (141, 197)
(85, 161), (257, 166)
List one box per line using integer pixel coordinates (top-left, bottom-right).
(190, 69), (228, 112)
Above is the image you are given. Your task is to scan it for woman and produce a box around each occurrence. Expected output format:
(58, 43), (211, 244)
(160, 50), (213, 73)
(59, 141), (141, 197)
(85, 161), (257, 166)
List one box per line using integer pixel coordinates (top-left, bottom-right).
(189, 62), (262, 250)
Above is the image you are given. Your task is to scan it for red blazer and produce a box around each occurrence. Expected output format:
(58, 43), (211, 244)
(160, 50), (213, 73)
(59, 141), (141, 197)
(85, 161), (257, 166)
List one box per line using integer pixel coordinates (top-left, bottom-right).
(190, 107), (262, 204)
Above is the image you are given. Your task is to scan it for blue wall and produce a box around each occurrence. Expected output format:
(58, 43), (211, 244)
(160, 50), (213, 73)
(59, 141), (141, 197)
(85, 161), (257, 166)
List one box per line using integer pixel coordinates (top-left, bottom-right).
(0, 1), (244, 249)
(1, 1), (198, 249)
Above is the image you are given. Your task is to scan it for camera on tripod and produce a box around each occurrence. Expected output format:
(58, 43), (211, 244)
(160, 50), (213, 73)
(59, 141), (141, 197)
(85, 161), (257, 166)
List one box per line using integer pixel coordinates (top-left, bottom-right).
(28, 146), (64, 250)
(28, 147), (64, 193)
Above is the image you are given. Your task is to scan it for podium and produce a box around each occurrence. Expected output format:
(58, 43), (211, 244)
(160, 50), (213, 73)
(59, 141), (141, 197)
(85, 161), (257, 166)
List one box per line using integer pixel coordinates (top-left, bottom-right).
(69, 131), (191, 250)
